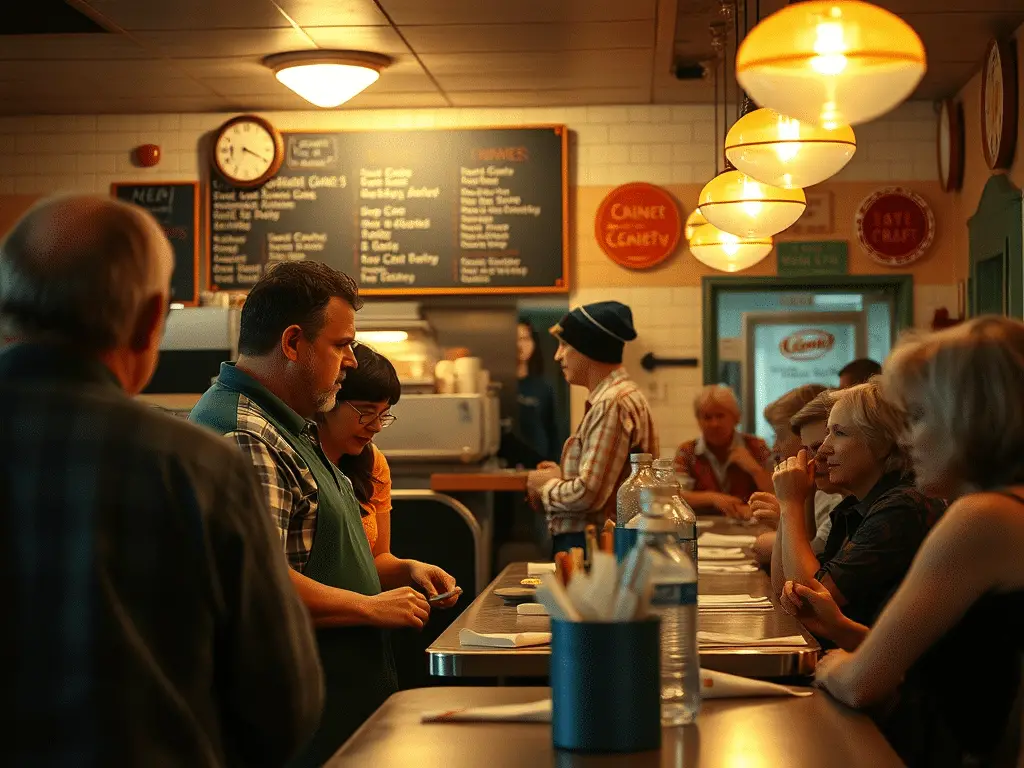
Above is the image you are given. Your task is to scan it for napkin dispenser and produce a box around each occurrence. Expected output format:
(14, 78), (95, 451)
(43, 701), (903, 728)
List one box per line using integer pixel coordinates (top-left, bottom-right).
(372, 392), (500, 463)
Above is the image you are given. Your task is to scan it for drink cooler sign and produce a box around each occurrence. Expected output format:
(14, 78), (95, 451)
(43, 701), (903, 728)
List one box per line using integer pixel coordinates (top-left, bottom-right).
(594, 182), (682, 269)
(855, 186), (935, 267)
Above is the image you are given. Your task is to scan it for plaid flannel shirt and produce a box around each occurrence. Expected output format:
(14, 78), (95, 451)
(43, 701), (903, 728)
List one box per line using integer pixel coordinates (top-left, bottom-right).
(541, 367), (658, 534)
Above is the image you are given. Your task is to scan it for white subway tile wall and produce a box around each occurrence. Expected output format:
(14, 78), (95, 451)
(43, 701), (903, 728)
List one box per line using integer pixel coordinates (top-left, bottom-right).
(0, 101), (949, 450)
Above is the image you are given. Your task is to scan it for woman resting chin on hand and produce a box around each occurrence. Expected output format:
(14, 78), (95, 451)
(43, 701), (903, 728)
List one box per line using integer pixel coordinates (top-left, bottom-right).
(318, 344), (461, 614)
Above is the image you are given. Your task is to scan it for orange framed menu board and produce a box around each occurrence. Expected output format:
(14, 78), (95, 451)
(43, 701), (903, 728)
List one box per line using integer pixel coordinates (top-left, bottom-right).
(205, 125), (569, 295)
(112, 181), (200, 306)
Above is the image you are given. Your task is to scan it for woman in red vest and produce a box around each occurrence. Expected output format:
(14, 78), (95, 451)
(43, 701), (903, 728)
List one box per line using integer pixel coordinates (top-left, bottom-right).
(674, 384), (774, 518)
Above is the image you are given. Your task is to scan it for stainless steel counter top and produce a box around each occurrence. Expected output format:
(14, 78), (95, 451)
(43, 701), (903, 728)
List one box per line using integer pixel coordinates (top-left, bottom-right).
(328, 687), (903, 767)
(427, 519), (819, 680)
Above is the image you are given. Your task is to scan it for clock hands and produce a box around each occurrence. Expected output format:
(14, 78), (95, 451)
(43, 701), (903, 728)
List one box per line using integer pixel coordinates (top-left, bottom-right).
(242, 146), (270, 163)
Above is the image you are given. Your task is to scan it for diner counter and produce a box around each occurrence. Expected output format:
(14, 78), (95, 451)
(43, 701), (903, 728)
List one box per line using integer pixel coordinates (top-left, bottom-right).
(427, 542), (819, 680)
(327, 686), (903, 767)
(429, 469), (529, 493)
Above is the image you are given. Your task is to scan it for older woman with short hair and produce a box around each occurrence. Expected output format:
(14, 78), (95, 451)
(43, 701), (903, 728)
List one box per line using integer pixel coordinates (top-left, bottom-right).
(770, 379), (946, 643)
(783, 317), (1024, 767)
(674, 384), (773, 518)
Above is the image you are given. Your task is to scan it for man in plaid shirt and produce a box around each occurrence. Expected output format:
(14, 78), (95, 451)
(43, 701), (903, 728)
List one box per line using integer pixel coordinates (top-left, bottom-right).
(0, 196), (321, 767)
(527, 301), (658, 554)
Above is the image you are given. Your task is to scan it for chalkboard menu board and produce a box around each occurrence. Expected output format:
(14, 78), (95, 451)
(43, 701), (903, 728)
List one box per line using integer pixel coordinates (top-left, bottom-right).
(206, 126), (568, 295)
(112, 181), (199, 305)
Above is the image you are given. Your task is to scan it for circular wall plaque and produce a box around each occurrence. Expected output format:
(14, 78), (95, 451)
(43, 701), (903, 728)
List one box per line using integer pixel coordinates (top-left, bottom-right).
(595, 182), (682, 269)
(981, 37), (1018, 171)
(855, 187), (935, 267)
(937, 99), (964, 192)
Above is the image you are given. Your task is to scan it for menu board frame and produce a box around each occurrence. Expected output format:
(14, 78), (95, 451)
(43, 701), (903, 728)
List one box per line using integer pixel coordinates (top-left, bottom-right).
(202, 124), (570, 296)
(111, 180), (200, 306)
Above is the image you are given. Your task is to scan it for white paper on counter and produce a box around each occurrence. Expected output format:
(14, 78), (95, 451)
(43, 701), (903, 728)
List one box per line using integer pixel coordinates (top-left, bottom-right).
(458, 629), (552, 648)
(421, 699), (552, 723)
(698, 594), (773, 610)
(698, 631), (807, 647)
(700, 668), (813, 698)
(697, 547), (749, 561)
(698, 532), (757, 548)
(698, 562), (760, 575)
(526, 562), (557, 575)
(516, 602), (549, 616)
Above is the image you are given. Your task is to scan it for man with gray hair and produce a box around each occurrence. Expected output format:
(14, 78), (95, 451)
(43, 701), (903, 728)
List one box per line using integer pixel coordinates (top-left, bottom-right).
(0, 195), (322, 767)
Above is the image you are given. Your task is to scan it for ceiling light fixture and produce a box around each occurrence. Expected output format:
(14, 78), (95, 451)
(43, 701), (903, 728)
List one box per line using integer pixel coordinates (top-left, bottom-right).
(263, 50), (392, 108)
(685, 209), (709, 241)
(736, 1), (926, 127)
(725, 106), (857, 188)
(689, 222), (774, 273)
(698, 164), (806, 238)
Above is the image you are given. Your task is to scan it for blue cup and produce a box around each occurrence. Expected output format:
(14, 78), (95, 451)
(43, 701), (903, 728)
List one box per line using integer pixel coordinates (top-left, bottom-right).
(550, 618), (662, 753)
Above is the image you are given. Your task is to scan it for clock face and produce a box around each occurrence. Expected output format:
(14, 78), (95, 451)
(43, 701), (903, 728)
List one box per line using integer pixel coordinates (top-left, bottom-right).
(937, 99), (963, 192)
(214, 117), (281, 185)
(984, 44), (1004, 167)
(981, 38), (1018, 171)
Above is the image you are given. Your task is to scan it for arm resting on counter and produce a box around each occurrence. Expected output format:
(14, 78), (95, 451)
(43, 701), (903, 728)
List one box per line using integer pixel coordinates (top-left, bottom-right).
(288, 569), (375, 627)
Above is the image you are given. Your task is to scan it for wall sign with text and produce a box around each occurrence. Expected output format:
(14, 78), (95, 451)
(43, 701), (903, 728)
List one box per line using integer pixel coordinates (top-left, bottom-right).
(594, 182), (681, 269)
(855, 187), (935, 268)
(206, 125), (568, 295)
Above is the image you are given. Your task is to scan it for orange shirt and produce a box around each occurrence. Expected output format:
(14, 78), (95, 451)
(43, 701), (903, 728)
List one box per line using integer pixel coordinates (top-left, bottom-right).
(358, 444), (391, 553)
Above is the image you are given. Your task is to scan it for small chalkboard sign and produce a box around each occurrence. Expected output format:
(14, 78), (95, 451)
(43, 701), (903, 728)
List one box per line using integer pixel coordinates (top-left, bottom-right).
(112, 181), (200, 305)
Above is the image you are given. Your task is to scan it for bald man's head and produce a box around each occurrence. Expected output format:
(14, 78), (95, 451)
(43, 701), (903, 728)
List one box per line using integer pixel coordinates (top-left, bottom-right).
(0, 195), (173, 352)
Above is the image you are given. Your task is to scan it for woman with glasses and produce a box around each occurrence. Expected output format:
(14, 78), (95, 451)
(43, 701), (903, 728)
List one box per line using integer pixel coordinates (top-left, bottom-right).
(317, 343), (460, 609)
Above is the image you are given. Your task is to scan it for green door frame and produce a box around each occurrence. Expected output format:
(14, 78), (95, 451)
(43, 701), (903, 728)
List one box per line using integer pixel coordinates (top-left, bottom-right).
(701, 275), (915, 384)
(968, 174), (1023, 319)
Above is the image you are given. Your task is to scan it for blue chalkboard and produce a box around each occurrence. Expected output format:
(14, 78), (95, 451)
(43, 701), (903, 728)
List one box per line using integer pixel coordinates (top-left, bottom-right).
(112, 181), (199, 305)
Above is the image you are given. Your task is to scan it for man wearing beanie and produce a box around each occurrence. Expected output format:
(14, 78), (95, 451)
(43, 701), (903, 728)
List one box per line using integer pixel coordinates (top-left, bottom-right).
(526, 300), (658, 554)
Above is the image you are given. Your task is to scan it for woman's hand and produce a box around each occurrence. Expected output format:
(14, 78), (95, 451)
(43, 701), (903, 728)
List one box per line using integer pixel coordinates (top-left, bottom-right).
(408, 561), (461, 609)
(772, 449), (815, 507)
(781, 578), (846, 638)
(749, 491), (781, 529)
(363, 587), (431, 629)
(536, 460), (560, 470)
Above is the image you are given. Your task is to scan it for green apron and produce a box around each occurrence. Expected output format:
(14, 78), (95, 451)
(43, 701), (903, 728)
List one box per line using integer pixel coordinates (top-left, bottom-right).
(188, 364), (397, 767)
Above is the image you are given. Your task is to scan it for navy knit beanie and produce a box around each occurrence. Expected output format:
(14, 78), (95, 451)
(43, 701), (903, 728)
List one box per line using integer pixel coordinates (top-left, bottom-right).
(551, 301), (637, 364)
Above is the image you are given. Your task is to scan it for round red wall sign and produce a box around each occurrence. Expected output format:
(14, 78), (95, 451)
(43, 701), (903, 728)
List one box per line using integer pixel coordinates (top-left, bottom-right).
(855, 187), (935, 267)
(595, 182), (682, 269)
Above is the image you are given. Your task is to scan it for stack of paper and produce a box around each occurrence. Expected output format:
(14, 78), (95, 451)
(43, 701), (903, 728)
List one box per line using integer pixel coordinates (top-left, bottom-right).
(698, 532), (757, 548)
(696, 548), (748, 561)
(697, 594), (773, 611)
(698, 631), (807, 647)
(698, 562), (759, 575)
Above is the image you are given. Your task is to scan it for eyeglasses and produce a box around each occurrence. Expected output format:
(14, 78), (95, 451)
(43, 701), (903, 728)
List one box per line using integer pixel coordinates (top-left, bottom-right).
(344, 400), (397, 428)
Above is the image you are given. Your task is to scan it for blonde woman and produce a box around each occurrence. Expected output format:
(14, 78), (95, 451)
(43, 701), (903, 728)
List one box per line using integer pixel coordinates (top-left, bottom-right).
(770, 380), (946, 643)
(785, 317), (1024, 767)
(674, 384), (773, 517)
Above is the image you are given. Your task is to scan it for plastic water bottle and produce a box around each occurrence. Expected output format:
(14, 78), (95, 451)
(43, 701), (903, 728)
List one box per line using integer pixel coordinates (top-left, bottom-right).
(635, 503), (701, 725)
(652, 458), (699, 571)
(615, 453), (655, 562)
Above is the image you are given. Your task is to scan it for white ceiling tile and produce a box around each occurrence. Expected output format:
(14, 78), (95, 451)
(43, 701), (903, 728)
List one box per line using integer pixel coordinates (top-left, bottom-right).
(273, 0), (390, 26)
(79, 0), (291, 30)
(200, 71), (435, 96)
(379, 0), (657, 24)
(130, 28), (317, 58)
(399, 21), (654, 53)
(0, 34), (149, 60)
(448, 87), (650, 107)
(424, 49), (653, 90)
(343, 91), (449, 108)
(294, 25), (410, 54)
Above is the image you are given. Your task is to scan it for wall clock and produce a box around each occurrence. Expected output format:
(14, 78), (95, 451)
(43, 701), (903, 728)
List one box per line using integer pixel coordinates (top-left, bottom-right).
(981, 38), (1018, 171)
(937, 99), (964, 192)
(212, 114), (284, 187)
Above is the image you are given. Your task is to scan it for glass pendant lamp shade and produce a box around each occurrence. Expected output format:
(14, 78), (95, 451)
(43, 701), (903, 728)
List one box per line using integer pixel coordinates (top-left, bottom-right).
(735, 1), (926, 127)
(725, 107), (856, 188)
(698, 170), (806, 238)
(685, 209), (708, 241)
(689, 223), (773, 273)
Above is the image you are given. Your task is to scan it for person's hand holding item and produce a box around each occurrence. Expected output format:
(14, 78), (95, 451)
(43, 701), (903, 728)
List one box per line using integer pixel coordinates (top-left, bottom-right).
(708, 492), (751, 519)
(408, 562), (461, 609)
(536, 460), (559, 471)
(749, 491), (782, 528)
(363, 588), (431, 629)
(526, 465), (561, 506)
(772, 448), (815, 510)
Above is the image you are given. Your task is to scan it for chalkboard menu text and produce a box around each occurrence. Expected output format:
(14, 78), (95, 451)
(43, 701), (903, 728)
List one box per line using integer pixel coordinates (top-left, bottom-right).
(206, 126), (568, 295)
(112, 181), (199, 305)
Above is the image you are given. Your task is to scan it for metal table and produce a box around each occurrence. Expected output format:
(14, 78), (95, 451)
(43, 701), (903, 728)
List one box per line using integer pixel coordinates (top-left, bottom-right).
(327, 687), (904, 767)
(427, 519), (819, 680)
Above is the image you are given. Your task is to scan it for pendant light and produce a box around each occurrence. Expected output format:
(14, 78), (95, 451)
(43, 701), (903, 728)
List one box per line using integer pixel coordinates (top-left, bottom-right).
(690, 222), (773, 273)
(685, 209), (708, 241)
(698, 164), (806, 237)
(736, 1), (926, 127)
(264, 51), (391, 108)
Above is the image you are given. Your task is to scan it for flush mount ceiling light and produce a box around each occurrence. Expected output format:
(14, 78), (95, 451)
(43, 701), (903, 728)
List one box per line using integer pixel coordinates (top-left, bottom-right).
(263, 50), (392, 108)
(698, 167), (806, 238)
(689, 222), (773, 273)
(725, 107), (856, 188)
(736, 1), (926, 127)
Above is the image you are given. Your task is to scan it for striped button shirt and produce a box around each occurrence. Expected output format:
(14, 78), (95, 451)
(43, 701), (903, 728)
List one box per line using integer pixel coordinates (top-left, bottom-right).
(541, 367), (658, 535)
